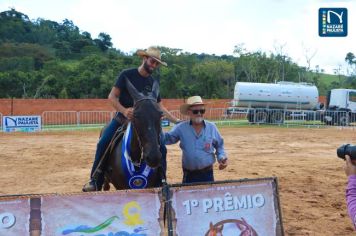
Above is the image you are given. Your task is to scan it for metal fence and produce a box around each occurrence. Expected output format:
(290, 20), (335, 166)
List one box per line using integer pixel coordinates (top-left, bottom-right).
(1, 109), (356, 132)
(218, 108), (356, 127)
(41, 111), (115, 130)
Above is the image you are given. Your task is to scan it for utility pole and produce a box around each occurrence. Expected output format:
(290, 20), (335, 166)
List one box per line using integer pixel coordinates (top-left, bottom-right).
(11, 97), (14, 115)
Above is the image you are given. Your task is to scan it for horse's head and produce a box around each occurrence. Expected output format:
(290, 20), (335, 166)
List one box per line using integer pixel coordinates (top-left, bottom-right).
(126, 77), (163, 168)
(207, 222), (224, 236)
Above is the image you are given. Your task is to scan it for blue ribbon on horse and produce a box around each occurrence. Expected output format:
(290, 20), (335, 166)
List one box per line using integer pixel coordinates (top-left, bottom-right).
(121, 122), (153, 189)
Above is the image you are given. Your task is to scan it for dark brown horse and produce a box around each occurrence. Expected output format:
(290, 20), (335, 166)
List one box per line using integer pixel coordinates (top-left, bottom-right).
(102, 78), (164, 190)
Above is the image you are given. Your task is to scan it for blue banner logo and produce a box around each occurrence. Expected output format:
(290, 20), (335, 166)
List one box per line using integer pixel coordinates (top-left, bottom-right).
(319, 8), (347, 37)
(3, 116), (41, 132)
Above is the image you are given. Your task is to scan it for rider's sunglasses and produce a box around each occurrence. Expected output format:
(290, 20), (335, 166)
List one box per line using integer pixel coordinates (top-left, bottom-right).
(191, 109), (206, 115)
(147, 57), (159, 66)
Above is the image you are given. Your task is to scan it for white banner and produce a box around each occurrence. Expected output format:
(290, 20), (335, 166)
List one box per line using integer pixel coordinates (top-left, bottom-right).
(171, 178), (283, 235)
(3, 115), (41, 132)
(0, 178), (283, 236)
(0, 189), (163, 236)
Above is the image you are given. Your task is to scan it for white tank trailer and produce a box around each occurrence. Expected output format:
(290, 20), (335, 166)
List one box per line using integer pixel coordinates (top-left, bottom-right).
(229, 82), (322, 124)
(232, 82), (320, 110)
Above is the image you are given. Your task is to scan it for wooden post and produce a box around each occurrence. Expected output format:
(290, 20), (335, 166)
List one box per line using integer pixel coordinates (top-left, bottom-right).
(29, 198), (42, 236)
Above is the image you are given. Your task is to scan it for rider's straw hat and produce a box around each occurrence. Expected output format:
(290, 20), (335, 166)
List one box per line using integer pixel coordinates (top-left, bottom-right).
(180, 96), (205, 115)
(137, 46), (167, 66)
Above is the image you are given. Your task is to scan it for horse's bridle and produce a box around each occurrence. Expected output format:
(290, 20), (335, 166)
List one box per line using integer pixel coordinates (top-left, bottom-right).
(130, 124), (143, 167)
(129, 97), (161, 167)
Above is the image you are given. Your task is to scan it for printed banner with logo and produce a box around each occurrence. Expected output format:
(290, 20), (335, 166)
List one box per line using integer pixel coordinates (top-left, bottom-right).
(0, 189), (163, 236)
(2, 115), (41, 132)
(170, 178), (283, 235)
(0, 178), (283, 236)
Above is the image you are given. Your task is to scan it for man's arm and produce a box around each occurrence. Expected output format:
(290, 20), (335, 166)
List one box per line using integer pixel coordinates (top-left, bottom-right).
(163, 124), (181, 145)
(211, 124), (228, 170)
(347, 175), (356, 230)
(158, 102), (180, 124)
(345, 156), (356, 230)
(108, 87), (133, 119)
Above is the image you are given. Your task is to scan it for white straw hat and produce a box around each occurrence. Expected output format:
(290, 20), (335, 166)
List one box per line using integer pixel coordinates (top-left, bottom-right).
(137, 46), (167, 66)
(180, 96), (205, 115)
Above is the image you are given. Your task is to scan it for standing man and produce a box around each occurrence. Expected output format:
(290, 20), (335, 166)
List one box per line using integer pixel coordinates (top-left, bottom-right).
(164, 96), (228, 184)
(83, 46), (180, 192)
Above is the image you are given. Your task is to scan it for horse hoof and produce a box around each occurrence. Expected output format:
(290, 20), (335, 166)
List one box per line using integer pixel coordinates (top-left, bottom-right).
(103, 184), (110, 191)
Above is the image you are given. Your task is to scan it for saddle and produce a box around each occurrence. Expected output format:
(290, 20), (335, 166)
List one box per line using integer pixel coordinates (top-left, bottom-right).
(91, 122), (127, 181)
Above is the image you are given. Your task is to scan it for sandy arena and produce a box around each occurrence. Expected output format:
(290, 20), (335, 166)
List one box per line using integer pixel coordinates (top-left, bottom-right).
(0, 126), (356, 235)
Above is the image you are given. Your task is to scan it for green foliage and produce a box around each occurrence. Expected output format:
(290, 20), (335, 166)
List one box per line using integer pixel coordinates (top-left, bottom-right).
(0, 9), (355, 99)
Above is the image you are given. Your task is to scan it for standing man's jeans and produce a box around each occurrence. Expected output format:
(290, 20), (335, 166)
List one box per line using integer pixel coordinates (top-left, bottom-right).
(182, 167), (214, 184)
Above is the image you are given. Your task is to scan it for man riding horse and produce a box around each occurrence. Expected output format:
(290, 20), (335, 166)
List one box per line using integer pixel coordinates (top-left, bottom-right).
(83, 46), (180, 192)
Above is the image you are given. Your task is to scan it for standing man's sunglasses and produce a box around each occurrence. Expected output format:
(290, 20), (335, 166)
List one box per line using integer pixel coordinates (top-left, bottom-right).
(191, 109), (206, 115)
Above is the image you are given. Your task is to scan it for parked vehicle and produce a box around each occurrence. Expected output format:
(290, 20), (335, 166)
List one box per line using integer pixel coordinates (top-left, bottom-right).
(229, 81), (356, 126)
(322, 89), (356, 126)
(229, 81), (322, 124)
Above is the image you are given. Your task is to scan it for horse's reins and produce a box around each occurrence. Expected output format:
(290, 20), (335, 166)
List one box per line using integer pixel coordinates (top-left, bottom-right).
(128, 97), (159, 167)
(132, 99), (171, 228)
(129, 124), (143, 167)
(131, 98), (168, 185)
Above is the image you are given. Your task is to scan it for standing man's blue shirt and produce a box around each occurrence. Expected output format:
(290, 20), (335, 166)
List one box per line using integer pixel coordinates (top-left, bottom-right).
(164, 120), (227, 170)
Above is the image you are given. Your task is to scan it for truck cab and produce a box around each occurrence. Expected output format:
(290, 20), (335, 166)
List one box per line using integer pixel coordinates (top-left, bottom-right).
(323, 89), (356, 126)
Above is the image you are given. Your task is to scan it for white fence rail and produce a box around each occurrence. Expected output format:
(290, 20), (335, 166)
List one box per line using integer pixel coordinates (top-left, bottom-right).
(1, 109), (356, 132)
(41, 111), (115, 130)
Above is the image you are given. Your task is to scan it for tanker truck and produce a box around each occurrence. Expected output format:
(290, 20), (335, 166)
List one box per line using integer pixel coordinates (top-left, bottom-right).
(228, 81), (322, 124)
(228, 81), (356, 125)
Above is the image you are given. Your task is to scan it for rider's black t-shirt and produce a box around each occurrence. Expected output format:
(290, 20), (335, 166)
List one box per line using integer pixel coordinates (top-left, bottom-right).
(114, 68), (161, 108)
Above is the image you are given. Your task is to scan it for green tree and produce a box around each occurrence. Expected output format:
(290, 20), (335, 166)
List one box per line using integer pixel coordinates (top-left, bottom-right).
(95, 32), (113, 52)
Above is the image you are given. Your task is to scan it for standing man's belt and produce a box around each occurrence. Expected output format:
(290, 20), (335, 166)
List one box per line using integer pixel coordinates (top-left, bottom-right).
(183, 165), (213, 174)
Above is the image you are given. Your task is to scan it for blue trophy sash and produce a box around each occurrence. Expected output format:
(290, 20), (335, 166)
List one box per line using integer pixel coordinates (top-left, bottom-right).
(121, 122), (153, 189)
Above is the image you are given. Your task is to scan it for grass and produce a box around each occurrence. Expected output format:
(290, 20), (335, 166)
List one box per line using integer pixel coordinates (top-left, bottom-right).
(318, 72), (347, 86)
(41, 124), (104, 131)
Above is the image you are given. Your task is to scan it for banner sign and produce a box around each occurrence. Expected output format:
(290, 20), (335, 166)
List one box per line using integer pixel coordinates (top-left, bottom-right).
(0, 198), (29, 235)
(0, 178), (283, 236)
(170, 178), (283, 235)
(0, 189), (163, 236)
(2, 115), (41, 132)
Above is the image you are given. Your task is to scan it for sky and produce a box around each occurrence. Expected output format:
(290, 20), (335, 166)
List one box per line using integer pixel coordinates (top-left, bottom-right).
(1, 0), (355, 75)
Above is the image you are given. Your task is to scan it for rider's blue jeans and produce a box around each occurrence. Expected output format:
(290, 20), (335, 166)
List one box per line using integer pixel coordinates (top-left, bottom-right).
(90, 116), (121, 189)
(90, 114), (167, 190)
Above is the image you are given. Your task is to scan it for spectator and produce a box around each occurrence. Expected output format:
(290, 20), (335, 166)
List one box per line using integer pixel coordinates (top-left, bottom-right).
(164, 96), (228, 184)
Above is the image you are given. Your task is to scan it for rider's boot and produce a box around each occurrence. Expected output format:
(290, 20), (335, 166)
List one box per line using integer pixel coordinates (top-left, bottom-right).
(82, 179), (98, 192)
(82, 170), (104, 192)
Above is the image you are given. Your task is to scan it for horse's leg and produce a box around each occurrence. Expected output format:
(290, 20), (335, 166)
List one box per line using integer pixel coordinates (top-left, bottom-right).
(103, 177), (110, 191)
(105, 139), (126, 190)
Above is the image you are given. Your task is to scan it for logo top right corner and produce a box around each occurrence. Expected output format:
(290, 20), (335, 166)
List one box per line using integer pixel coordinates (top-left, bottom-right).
(319, 8), (348, 37)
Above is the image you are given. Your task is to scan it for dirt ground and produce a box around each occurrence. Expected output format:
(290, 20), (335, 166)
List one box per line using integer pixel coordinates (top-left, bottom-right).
(1, 126), (356, 235)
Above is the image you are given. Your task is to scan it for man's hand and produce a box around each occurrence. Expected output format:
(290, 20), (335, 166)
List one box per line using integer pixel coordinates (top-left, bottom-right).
(218, 158), (228, 170)
(345, 155), (356, 177)
(124, 107), (134, 120)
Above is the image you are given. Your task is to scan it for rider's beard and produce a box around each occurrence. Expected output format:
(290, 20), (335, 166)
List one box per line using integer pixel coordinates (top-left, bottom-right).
(192, 117), (203, 124)
(143, 61), (154, 74)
